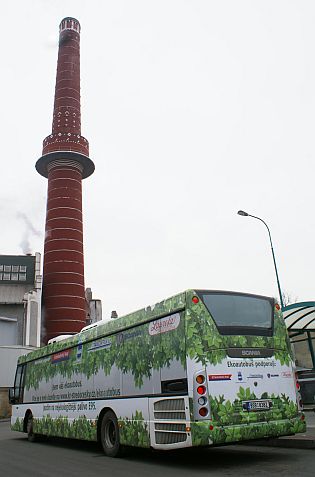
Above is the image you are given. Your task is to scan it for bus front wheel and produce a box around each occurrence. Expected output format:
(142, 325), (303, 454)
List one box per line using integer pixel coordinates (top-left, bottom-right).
(26, 413), (37, 442)
(100, 411), (121, 457)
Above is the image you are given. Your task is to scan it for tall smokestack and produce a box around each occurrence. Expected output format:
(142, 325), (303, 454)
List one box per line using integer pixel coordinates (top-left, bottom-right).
(36, 17), (94, 343)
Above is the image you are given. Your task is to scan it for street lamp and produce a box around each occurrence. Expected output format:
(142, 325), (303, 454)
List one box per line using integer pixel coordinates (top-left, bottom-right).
(237, 210), (284, 309)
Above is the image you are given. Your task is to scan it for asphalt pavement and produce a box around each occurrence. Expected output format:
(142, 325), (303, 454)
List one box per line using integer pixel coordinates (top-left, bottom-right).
(1, 419), (315, 477)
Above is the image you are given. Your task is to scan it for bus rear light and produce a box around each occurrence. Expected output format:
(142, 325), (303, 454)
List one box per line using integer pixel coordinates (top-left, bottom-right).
(196, 375), (205, 384)
(294, 372), (301, 391)
(199, 407), (208, 417)
(192, 296), (199, 304)
(197, 385), (206, 395)
(198, 396), (207, 406)
(294, 375), (300, 391)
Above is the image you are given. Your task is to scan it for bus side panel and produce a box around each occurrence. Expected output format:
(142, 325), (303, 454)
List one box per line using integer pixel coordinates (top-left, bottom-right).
(19, 311), (187, 443)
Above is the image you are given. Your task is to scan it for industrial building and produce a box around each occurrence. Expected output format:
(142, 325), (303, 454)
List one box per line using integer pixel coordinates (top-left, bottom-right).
(0, 253), (42, 417)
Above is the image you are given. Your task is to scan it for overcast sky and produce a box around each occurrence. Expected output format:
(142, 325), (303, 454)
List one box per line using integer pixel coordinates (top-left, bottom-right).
(1, 1), (314, 318)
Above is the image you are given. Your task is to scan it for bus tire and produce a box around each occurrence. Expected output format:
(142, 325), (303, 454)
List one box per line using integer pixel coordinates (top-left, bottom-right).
(26, 413), (37, 442)
(100, 411), (121, 457)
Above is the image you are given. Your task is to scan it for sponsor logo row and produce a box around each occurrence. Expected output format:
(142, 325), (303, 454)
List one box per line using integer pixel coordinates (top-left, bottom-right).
(208, 371), (292, 382)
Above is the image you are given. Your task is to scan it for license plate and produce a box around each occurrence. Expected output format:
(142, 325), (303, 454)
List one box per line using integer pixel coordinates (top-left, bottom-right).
(242, 400), (272, 412)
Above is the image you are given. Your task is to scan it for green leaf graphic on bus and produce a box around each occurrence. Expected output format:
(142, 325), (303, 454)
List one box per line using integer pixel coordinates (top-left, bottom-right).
(119, 411), (150, 447)
(33, 415), (97, 440)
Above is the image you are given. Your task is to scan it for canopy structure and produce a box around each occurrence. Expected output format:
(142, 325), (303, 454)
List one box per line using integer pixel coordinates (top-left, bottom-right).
(283, 302), (315, 370)
(283, 302), (315, 331)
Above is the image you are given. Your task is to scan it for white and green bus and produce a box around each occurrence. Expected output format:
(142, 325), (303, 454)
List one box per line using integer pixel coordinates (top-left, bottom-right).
(9, 289), (305, 456)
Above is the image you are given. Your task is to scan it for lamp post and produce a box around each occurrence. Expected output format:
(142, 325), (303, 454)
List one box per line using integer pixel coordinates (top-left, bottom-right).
(237, 210), (284, 310)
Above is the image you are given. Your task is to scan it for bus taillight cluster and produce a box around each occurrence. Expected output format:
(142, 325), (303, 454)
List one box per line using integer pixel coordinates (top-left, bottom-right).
(294, 371), (303, 410)
(195, 374), (209, 418)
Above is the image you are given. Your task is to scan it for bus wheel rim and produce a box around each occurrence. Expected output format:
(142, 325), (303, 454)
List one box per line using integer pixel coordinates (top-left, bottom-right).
(104, 420), (116, 448)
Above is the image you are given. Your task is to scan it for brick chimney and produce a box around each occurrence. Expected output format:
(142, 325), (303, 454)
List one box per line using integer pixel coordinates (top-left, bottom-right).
(36, 17), (94, 343)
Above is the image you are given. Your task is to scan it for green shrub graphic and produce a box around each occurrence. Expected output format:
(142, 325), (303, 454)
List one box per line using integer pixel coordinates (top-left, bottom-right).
(191, 385), (305, 446)
(209, 387), (299, 426)
(11, 418), (24, 432)
(119, 411), (150, 447)
(32, 415), (97, 440)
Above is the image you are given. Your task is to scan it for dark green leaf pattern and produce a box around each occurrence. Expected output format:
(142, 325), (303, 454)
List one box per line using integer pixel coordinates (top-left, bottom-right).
(11, 417), (24, 432)
(191, 414), (306, 446)
(19, 292), (186, 364)
(33, 415), (97, 440)
(118, 411), (150, 447)
(24, 310), (186, 391)
(208, 387), (300, 426)
(185, 290), (291, 366)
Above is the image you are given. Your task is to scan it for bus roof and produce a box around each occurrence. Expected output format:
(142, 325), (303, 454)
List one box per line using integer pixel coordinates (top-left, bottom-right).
(17, 290), (187, 364)
(17, 288), (274, 365)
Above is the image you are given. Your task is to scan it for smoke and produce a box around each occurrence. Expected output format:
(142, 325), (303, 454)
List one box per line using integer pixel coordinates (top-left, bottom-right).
(45, 34), (59, 49)
(17, 212), (42, 255)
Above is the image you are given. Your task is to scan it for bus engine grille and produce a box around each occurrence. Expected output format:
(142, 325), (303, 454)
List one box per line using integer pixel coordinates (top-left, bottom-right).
(154, 398), (186, 419)
(153, 398), (188, 445)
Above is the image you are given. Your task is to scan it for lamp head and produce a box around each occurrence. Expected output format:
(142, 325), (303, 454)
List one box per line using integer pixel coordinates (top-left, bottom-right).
(237, 210), (249, 217)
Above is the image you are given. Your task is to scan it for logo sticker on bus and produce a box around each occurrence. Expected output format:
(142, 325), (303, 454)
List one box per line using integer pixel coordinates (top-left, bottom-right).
(247, 374), (263, 379)
(281, 371), (292, 378)
(149, 313), (180, 335)
(208, 374), (232, 381)
(88, 337), (112, 352)
(51, 349), (71, 364)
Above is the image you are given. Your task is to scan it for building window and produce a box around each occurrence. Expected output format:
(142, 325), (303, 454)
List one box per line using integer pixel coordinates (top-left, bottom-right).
(4, 265), (11, 272)
(12, 265), (19, 273)
(0, 265), (3, 272)
(0, 273), (2, 280)
(19, 273), (26, 281)
(11, 273), (19, 281)
(3, 273), (10, 280)
(19, 266), (27, 273)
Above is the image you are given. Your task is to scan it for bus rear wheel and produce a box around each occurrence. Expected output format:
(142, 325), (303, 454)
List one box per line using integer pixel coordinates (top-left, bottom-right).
(100, 411), (121, 457)
(26, 413), (37, 442)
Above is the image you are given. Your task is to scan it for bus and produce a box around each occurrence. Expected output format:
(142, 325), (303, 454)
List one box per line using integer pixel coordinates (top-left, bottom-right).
(9, 289), (306, 456)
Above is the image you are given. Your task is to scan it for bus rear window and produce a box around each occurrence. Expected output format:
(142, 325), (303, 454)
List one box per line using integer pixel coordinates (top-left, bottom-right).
(197, 291), (274, 336)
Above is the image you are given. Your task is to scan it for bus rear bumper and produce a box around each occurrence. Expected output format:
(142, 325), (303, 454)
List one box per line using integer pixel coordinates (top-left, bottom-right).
(191, 414), (306, 446)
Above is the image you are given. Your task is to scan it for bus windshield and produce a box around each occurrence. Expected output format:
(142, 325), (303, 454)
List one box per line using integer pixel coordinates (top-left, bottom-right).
(197, 291), (274, 336)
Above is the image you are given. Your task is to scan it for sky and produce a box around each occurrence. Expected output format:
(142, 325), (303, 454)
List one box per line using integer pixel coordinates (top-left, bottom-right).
(1, 0), (314, 319)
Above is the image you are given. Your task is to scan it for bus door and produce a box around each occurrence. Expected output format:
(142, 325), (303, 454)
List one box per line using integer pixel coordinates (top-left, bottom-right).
(9, 364), (26, 405)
